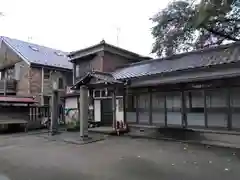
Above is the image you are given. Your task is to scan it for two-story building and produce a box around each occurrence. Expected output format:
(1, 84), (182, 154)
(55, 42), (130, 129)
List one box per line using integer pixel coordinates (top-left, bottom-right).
(0, 36), (73, 130)
(65, 40), (150, 125)
(0, 36), (73, 105)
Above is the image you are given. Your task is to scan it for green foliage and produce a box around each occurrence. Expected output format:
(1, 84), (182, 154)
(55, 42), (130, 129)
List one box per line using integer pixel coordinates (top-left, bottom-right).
(66, 120), (80, 131)
(196, 0), (235, 27)
(151, 0), (240, 57)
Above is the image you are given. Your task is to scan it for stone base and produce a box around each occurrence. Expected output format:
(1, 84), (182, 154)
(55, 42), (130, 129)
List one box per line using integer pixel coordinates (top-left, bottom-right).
(38, 132), (105, 145)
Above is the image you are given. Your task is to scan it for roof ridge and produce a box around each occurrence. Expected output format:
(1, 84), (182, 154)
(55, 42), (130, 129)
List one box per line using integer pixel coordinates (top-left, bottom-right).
(2, 36), (31, 65)
(1, 36), (72, 70)
(120, 42), (240, 69)
(2, 36), (67, 53)
(68, 40), (150, 59)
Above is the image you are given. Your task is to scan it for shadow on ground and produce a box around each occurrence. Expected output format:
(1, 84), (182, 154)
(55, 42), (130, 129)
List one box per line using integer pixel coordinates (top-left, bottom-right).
(156, 128), (204, 141)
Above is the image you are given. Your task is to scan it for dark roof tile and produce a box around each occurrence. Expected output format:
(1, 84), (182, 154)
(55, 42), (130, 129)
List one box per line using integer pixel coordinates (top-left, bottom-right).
(112, 43), (240, 80)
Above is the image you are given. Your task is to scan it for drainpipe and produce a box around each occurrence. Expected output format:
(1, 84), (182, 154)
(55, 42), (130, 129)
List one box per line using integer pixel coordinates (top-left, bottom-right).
(41, 67), (44, 105)
(3, 79), (6, 96)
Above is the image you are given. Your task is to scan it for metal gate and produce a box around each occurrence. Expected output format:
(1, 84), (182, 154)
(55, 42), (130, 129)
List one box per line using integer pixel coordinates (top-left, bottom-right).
(28, 105), (65, 130)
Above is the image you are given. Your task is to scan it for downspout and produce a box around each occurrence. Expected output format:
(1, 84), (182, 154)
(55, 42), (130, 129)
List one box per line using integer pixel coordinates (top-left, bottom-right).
(41, 67), (44, 105)
(28, 68), (30, 95)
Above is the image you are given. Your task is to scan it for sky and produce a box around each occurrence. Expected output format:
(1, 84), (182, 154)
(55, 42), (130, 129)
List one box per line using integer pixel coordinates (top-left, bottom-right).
(0, 0), (169, 57)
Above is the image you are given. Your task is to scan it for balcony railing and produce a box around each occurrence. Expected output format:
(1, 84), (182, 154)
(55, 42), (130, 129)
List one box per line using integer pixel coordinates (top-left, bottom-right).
(0, 79), (17, 95)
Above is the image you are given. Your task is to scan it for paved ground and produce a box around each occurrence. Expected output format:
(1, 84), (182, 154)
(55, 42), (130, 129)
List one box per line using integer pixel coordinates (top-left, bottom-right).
(0, 132), (239, 180)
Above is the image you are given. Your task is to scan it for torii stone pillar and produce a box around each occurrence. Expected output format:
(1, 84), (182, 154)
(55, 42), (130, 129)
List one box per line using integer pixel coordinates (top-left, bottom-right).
(50, 89), (59, 135)
(79, 85), (89, 138)
(50, 72), (61, 136)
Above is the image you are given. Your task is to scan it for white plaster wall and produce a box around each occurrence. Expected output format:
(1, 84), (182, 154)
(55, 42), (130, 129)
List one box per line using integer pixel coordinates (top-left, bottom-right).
(65, 97), (78, 109)
(94, 99), (101, 122)
(116, 99), (124, 122)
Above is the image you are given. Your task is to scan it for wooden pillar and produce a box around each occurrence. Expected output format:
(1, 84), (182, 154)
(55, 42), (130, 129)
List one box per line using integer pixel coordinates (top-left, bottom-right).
(29, 106), (32, 122)
(73, 64), (76, 84)
(34, 107), (36, 121)
(181, 91), (187, 128)
(188, 92), (192, 109)
(136, 94), (139, 124)
(112, 88), (117, 129)
(41, 67), (44, 105)
(89, 88), (94, 122)
(80, 85), (89, 137)
(226, 87), (232, 130)
(164, 93), (167, 127)
(3, 79), (6, 96)
(123, 87), (127, 124)
(149, 88), (153, 125)
(203, 90), (208, 128)
(50, 90), (59, 135)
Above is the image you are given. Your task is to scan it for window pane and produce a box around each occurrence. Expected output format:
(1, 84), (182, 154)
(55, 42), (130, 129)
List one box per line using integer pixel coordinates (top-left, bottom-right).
(166, 92), (181, 126)
(126, 94), (136, 123)
(44, 69), (50, 79)
(207, 89), (227, 128)
(44, 96), (50, 106)
(152, 92), (165, 125)
(139, 93), (150, 124)
(186, 91), (205, 127)
(231, 87), (240, 129)
(58, 78), (64, 89)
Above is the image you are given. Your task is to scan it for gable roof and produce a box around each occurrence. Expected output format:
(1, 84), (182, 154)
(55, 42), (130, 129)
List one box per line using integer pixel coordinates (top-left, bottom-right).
(1, 36), (72, 70)
(68, 40), (151, 62)
(71, 70), (123, 89)
(112, 42), (240, 80)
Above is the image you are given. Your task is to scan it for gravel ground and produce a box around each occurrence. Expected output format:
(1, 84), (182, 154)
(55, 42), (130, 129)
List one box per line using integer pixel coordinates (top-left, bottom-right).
(0, 132), (239, 180)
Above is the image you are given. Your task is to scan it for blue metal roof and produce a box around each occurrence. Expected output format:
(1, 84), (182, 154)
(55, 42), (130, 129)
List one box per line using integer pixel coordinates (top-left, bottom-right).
(1, 36), (72, 70)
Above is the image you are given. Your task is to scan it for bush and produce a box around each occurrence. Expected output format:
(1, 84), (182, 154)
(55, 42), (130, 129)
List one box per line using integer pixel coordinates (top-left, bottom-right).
(66, 120), (80, 131)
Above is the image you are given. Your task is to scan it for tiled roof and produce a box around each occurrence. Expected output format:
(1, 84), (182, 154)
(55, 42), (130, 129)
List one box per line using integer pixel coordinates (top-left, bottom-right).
(72, 71), (123, 89)
(113, 42), (240, 80)
(1, 36), (72, 70)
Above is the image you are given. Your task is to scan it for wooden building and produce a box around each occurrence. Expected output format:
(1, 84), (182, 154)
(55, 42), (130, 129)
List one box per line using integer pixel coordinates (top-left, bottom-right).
(72, 42), (240, 132)
(66, 40), (150, 125)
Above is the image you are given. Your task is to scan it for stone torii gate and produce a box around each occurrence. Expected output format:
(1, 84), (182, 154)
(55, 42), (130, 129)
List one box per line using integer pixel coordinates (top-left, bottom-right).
(71, 71), (125, 138)
(50, 71), (64, 135)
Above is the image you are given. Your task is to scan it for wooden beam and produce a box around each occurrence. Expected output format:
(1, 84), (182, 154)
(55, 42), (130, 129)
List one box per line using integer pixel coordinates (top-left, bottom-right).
(3, 79), (6, 96)
(164, 93), (167, 127)
(136, 94), (139, 124)
(112, 88), (117, 129)
(123, 88), (127, 124)
(149, 88), (153, 125)
(181, 91), (187, 128)
(73, 63), (76, 84)
(203, 90), (208, 128)
(226, 87), (232, 130)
